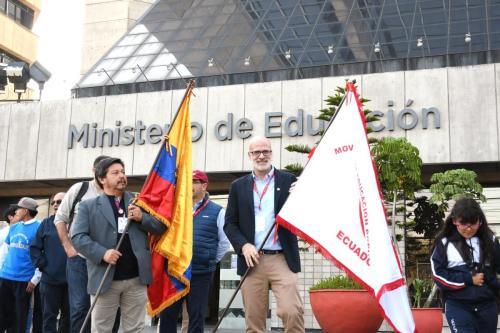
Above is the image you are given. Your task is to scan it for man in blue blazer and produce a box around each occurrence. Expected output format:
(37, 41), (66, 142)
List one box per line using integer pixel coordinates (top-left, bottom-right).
(72, 157), (166, 332)
(224, 136), (304, 333)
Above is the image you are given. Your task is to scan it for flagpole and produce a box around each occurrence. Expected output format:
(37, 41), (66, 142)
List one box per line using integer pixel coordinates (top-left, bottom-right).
(138, 79), (195, 194)
(214, 82), (353, 333)
(79, 219), (133, 333)
(79, 81), (195, 332)
(212, 222), (277, 333)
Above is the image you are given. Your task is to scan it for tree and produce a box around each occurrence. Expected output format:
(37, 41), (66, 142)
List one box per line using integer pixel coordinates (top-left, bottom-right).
(285, 83), (377, 175)
(371, 137), (423, 240)
(409, 168), (485, 239)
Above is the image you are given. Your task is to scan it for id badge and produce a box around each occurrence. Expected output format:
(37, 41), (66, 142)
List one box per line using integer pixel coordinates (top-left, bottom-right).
(255, 214), (266, 232)
(118, 217), (128, 234)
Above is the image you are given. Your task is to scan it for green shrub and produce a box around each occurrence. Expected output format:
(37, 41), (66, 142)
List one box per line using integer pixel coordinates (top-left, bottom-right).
(310, 275), (362, 291)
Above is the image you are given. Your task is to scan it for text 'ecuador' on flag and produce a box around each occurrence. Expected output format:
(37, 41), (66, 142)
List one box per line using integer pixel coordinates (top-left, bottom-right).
(135, 81), (194, 316)
(276, 82), (415, 333)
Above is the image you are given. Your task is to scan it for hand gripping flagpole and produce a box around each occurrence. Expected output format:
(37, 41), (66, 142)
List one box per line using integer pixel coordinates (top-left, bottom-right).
(79, 80), (196, 332)
(79, 204), (135, 333)
(213, 81), (364, 332)
(212, 221), (277, 333)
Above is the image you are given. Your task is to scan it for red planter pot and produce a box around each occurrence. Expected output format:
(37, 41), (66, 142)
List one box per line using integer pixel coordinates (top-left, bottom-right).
(310, 289), (383, 333)
(411, 308), (443, 333)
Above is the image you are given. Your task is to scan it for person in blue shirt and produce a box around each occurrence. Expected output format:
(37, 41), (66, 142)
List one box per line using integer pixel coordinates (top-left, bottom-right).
(0, 197), (41, 333)
(431, 197), (500, 333)
(30, 192), (69, 333)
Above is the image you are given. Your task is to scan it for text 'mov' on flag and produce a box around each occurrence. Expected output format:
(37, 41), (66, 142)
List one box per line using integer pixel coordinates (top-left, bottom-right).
(277, 82), (415, 333)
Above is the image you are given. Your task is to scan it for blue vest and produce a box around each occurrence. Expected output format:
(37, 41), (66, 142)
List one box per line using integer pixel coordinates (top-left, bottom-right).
(192, 198), (222, 274)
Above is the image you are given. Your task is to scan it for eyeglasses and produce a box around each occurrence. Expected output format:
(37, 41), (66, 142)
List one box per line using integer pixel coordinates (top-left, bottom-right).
(249, 150), (272, 157)
(456, 221), (482, 228)
(192, 180), (205, 184)
(51, 200), (62, 206)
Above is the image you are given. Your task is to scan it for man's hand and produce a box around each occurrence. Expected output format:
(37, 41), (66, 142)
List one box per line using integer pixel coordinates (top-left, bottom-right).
(103, 249), (122, 265)
(26, 282), (36, 293)
(128, 205), (143, 222)
(242, 243), (260, 268)
(63, 243), (78, 258)
(472, 273), (484, 286)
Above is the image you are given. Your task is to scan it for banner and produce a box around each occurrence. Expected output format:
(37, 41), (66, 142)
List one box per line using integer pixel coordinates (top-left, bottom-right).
(277, 82), (415, 332)
(136, 82), (194, 316)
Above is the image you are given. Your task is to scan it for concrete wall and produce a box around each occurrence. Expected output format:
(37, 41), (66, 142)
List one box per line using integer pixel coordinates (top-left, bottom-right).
(81, 0), (154, 74)
(1, 64), (500, 181)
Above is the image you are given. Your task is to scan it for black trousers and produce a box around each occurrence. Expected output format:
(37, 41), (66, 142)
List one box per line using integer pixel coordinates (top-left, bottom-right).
(32, 285), (43, 333)
(159, 272), (214, 333)
(40, 282), (70, 333)
(0, 278), (31, 333)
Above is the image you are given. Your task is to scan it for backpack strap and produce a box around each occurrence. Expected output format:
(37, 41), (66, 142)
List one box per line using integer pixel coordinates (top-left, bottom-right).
(68, 181), (89, 229)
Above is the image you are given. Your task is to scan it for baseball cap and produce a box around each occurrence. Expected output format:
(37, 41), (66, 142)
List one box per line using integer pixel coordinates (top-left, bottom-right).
(16, 197), (38, 211)
(192, 170), (208, 184)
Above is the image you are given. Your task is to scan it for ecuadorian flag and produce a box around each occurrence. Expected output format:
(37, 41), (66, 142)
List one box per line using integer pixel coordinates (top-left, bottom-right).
(136, 82), (194, 316)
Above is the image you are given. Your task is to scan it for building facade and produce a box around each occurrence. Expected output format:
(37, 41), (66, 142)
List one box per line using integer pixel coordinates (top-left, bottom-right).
(2, 0), (500, 330)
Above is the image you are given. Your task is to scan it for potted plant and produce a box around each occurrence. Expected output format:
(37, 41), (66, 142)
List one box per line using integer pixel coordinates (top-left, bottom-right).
(410, 278), (443, 333)
(309, 275), (383, 333)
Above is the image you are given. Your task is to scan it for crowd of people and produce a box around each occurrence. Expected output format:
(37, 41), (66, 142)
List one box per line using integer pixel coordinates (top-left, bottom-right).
(0, 135), (498, 333)
(0, 137), (305, 333)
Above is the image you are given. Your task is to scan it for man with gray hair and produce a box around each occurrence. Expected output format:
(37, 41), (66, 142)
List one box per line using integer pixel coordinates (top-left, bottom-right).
(224, 136), (304, 332)
(0, 197), (41, 333)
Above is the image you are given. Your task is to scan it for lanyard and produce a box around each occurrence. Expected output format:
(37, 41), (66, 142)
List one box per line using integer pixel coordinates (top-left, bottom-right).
(193, 198), (210, 217)
(114, 197), (124, 216)
(253, 173), (275, 210)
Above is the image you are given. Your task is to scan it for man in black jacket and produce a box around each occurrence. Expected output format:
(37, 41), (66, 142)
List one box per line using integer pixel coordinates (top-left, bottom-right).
(30, 192), (69, 333)
(224, 136), (304, 333)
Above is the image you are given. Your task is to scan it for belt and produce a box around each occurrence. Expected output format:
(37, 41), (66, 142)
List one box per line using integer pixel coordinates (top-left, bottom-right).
(259, 249), (283, 255)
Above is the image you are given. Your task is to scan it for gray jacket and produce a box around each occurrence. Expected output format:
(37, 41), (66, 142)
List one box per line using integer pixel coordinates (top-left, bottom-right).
(71, 191), (166, 295)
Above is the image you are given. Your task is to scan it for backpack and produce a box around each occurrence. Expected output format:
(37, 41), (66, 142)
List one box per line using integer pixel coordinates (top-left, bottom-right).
(68, 181), (89, 230)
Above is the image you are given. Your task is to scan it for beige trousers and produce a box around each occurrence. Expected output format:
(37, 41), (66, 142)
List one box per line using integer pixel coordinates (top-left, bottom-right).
(90, 277), (146, 333)
(241, 253), (304, 333)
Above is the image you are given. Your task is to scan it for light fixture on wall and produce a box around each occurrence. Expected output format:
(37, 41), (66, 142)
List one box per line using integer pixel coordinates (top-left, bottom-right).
(374, 42), (381, 53)
(417, 37), (423, 47)
(285, 49), (291, 59)
(244, 56), (251, 66)
(6, 62), (30, 93)
(208, 58), (214, 67)
(465, 33), (471, 44)
(327, 45), (334, 54)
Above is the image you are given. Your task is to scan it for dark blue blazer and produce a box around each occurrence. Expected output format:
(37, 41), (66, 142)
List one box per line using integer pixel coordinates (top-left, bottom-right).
(224, 168), (300, 276)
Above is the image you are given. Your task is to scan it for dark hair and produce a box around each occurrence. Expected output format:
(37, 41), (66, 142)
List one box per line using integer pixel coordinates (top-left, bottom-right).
(27, 209), (38, 218)
(434, 197), (495, 266)
(93, 156), (110, 188)
(95, 157), (125, 185)
(93, 155), (110, 169)
(3, 206), (16, 221)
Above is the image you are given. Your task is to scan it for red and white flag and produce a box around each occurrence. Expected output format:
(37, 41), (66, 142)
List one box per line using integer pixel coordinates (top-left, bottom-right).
(277, 82), (415, 333)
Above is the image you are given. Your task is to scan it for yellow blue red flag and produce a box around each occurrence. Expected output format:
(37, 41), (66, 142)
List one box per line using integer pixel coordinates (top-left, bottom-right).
(135, 81), (194, 316)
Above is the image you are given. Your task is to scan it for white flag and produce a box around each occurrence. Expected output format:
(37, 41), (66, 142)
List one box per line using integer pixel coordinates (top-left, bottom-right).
(277, 83), (415, 333)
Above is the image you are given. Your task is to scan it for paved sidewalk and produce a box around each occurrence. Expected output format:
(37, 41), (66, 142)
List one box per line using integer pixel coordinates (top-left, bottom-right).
(144, 324), (304, 332)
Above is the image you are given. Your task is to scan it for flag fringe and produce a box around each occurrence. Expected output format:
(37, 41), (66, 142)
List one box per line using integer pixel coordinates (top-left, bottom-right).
(136, 200), (191, 290)
(135, 199), (172, 228)
(147, 287), (190, 317)
(276, 216), (411, 333)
